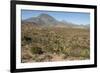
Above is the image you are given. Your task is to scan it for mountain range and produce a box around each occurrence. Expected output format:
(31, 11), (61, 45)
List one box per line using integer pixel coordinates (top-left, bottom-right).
(22, 13), (90, 28)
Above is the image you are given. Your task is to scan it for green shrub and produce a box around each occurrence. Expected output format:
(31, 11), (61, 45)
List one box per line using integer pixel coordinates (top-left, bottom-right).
(80, 49), (90, 58)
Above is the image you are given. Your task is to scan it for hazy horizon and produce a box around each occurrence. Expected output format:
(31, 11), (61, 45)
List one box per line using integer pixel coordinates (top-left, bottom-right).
(21, 10), (90, 25)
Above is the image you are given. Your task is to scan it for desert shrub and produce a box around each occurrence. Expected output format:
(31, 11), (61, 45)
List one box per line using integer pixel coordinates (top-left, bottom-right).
(22, 36), (32, 45)
(80, 49), (90, 58)
(30, 47), (44, 54)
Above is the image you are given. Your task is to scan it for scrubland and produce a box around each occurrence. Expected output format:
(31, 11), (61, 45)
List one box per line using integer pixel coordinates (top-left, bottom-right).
(21, 24), (90, 63)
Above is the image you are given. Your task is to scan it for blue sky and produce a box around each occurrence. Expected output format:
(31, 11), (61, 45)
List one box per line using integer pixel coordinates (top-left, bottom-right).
(21, 10), (90, 25)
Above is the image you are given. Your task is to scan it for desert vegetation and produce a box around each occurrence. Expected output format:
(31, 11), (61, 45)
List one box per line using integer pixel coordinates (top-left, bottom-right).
(21, 23), (90, 63)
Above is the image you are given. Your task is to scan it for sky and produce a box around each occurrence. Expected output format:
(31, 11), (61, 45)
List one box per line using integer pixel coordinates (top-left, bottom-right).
(21, 10), (90, 25)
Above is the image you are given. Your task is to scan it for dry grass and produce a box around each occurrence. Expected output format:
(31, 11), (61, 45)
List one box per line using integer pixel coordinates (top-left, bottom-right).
(21, 24), (90, 63)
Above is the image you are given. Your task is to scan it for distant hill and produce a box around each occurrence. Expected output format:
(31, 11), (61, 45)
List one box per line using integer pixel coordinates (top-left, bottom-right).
(22, 13), (89, 28)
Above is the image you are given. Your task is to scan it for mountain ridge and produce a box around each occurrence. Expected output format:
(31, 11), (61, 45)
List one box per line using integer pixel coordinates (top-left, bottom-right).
(22, 13), (89, 28)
